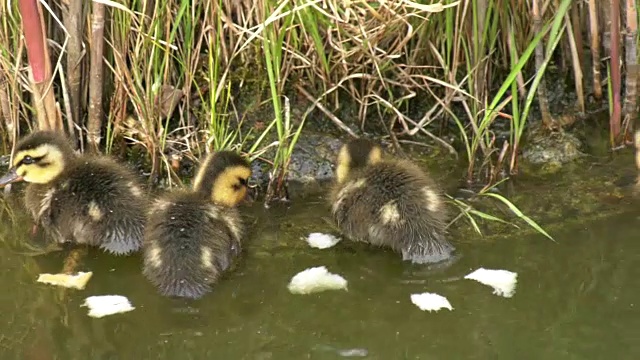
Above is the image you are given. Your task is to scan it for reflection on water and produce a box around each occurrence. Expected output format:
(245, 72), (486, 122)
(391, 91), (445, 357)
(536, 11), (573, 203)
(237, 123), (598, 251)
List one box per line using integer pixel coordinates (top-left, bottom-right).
(1, 171), (640, 359)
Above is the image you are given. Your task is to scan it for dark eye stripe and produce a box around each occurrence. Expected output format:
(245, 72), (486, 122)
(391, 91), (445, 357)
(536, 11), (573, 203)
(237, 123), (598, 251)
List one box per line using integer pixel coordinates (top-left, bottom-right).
(17, 155), (46, 166)
(231, 177), (249, 191)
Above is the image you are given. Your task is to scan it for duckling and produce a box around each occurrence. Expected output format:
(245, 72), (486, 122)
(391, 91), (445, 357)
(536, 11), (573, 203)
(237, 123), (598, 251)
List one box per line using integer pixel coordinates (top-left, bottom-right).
(329, 138), (454, 264)
(0, 131), (147, 255)
(142, 150), (251, 299)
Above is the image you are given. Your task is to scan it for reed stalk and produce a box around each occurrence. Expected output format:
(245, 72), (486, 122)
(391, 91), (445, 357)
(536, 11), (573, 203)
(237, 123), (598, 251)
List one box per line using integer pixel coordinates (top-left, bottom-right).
(571, 2), (583, 65)
(261, 0), (289, 205)
(564, 12), (584, 113)
(609, 0), (622, 146)
(87, 2), (106, 153)
(0, 75), (11, 153)
(587, 0), (602, 99)
(0, 2), (21, 149)
(473, 0), (488, 108)
(600, 0), (612, 55)
(623, 0), (637, 136)
(61, 0), (83, 144)
(18, 0), (61, 132)
(531, 0), (555, 130)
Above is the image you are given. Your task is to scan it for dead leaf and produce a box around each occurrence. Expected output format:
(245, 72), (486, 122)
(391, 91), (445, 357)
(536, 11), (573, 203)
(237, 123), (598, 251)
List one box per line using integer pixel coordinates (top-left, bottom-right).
(157, 85), (184, 119)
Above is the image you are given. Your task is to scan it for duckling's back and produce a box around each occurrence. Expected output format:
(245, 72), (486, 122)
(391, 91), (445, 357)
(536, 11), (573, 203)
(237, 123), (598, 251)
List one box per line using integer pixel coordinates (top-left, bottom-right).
(331, 159), (454, 264)
(143, 191), (243, 299)
(26, 156), (147, 255)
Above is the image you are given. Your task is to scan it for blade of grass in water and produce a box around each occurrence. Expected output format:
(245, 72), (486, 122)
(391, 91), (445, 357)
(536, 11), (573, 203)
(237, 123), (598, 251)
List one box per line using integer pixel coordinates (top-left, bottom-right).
(481, 192), (555, 242)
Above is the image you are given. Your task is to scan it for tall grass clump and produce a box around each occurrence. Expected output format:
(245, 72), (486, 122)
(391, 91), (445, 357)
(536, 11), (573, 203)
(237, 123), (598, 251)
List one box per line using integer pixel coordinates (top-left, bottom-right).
(0, 1), (26, 152)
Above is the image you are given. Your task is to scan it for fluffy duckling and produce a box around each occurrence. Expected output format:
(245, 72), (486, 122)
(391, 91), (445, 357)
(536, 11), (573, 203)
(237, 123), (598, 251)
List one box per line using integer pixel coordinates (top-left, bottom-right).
(330, 139), (454, 264)
(0, 131), (147, 255)
(142, 150), (251, 299)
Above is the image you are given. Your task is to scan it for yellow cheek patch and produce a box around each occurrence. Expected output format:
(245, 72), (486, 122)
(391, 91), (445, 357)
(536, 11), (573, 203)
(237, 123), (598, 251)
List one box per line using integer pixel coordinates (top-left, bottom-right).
(211, 165), (252, 207)
(13, 145), (66, 184)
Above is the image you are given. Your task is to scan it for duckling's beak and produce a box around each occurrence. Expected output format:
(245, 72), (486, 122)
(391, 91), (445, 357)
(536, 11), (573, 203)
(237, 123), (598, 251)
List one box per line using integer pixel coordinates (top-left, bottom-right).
(0, 167), (23, 187)
(243, 180), (259, 204)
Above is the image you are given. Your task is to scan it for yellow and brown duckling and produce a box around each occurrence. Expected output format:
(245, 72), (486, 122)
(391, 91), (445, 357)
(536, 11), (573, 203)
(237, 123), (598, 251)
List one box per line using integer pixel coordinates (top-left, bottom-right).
(0, 131), (147, 255)
(330, 138), (455, 264)
(142, 150), (251, 299)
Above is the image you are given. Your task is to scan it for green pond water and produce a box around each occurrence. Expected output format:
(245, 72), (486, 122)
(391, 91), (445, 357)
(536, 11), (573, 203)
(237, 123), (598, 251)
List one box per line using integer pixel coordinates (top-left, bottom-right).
(1, 149), (640, 360)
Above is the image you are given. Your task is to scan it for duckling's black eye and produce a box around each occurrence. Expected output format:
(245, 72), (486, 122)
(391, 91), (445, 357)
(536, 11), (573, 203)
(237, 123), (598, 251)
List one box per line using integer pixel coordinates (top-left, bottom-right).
(231, 178), (248, 191)
(22, 156), (35, 165)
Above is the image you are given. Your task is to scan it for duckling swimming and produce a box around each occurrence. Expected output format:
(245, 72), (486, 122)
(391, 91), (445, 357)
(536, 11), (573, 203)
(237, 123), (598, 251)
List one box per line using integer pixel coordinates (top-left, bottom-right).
(142, 150), (252, 299)
(0, 131), (147, 255)
(330, 138), (454, 264)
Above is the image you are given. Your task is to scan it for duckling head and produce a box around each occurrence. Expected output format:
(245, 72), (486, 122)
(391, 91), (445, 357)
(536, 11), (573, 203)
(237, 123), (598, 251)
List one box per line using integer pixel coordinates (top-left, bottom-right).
(192, 151), (252, 207)
(0, 131), (75, 186)
(335, 138), (383, 184)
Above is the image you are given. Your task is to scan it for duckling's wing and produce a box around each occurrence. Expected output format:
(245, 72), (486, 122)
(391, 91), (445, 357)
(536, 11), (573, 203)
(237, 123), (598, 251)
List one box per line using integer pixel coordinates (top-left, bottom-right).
(51, 159), (147, 255)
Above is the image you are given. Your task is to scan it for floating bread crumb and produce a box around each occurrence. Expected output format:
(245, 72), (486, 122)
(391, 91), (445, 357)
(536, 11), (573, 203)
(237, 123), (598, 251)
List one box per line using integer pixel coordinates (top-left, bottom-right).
(288, 266), (348, 294)
(37, 272), (93, 290)
(82, 295), (135, 318)
(305, 233), (341, 249)
(465, 268), (518, 298)
(410, 292), (453, 312)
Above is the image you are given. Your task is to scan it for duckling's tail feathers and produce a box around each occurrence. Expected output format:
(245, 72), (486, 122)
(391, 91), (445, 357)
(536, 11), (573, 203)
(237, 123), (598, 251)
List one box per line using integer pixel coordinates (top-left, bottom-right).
(402, 232), (455, 264)
(142, 241), (236, 300)
(158, 279), (212, 300)
(142, 262), (215, 300)
(100, 241), (142, 256)
(99, 220), (145, 256)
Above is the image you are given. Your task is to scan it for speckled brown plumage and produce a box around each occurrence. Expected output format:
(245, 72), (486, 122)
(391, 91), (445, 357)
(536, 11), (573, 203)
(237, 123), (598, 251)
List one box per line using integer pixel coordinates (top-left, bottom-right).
(142, 151), (251, 299)
(330, 139), (454, 264)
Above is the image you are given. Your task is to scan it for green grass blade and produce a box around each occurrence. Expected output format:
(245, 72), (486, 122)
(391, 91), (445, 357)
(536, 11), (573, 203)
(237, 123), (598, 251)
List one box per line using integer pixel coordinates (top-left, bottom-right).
(482, 192), (555, 242)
